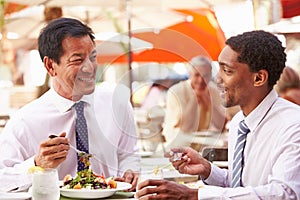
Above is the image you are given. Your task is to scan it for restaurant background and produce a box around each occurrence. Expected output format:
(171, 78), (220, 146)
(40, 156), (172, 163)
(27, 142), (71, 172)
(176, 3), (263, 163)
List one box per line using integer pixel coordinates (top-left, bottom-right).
(0, 0), (300, 135)
(0, 1), (300, 199)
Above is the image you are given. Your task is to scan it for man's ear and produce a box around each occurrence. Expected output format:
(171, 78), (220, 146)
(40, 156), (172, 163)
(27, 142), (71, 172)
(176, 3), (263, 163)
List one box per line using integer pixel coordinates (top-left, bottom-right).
(44, 56), (56, 77)
(253, 69), (268, 87)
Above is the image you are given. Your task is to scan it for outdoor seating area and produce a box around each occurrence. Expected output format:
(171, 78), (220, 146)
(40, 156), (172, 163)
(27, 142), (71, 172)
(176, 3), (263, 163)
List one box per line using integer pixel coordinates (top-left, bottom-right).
(1, 0), (300, 199)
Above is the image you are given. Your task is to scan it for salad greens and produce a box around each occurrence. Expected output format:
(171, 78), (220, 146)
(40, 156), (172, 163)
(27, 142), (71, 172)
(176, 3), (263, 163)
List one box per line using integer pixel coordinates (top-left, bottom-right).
(62, 168), (117, 190)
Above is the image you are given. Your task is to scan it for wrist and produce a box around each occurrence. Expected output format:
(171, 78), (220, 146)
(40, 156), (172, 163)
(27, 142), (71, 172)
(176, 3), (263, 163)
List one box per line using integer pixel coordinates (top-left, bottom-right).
(198, 175), (209, 185)
(188, 188), (199, 200)
(199, 160), (212, 180)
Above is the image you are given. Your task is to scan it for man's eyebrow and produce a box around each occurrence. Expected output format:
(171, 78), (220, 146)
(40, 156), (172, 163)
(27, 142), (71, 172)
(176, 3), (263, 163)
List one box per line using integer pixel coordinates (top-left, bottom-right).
(218, 61), (227, 66)
(69, 53), (84, 58)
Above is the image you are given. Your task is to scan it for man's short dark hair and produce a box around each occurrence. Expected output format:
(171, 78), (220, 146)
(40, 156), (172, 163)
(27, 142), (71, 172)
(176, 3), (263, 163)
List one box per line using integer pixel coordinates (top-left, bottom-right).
(226, 30), (286, 88)
(38, 17), (95, 64)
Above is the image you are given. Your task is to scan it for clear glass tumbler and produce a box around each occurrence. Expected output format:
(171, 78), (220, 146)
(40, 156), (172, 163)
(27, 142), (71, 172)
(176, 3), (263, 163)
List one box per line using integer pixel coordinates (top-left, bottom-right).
(137, 168), (163, 190)
(32, 168), (60, 200)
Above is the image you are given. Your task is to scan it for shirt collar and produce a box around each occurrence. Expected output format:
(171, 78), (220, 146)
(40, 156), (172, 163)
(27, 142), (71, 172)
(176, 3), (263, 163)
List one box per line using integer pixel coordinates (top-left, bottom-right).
(49, 88), (93, 113)
(245, 89), (278, 132)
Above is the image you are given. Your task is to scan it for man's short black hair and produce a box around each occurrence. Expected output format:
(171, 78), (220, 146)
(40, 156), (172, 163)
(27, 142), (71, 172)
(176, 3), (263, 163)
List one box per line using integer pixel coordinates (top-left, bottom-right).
(38, 17), (95, 64)
(226, 30), (286, 88)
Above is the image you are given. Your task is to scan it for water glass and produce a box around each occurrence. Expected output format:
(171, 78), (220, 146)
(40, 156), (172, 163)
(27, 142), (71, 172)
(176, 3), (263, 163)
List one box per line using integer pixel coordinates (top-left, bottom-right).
(32, 168), (60, 200)
(137, 168), (163, 190)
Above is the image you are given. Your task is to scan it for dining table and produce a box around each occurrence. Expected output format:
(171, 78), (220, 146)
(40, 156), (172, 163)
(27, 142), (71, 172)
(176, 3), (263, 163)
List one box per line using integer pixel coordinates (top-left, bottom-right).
(58, 154), (199, 200)
(52, 155), (197, 200)
(2, 152), (200, 200)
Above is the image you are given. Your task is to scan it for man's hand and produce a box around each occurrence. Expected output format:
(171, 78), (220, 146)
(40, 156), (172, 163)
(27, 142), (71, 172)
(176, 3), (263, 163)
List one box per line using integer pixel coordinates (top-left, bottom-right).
(166, 147), (211, 179)
(34, 132), (69, 168)
(114, 169), (139, 192)
(136, 179), (198, 200)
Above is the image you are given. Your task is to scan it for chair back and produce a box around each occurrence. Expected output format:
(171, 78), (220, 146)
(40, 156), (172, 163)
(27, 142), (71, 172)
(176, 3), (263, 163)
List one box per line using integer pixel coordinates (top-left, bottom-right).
(202, 147), (228, 162)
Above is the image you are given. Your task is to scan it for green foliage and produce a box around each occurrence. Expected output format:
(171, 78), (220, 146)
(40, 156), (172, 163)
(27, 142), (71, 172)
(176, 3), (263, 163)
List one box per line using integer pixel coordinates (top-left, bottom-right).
(0, 0), (5, 32)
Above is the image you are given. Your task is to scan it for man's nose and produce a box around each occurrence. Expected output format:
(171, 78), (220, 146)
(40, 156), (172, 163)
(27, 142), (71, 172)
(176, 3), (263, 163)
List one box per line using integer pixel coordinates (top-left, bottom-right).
(214, 73), (222, 83)
(81, 58), (95, 73)
(198, 76), (205, 82)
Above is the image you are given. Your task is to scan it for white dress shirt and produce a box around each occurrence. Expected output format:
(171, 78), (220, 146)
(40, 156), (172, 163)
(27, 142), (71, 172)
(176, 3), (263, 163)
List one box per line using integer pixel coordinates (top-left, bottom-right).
(0, 82), (140, 192)
(199, 90), (300, 199)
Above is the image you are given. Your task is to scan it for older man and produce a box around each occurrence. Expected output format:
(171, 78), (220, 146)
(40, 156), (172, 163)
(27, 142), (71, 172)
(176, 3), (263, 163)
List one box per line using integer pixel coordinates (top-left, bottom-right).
(0, 18), (139, 192)
(162, 56), (227, 151)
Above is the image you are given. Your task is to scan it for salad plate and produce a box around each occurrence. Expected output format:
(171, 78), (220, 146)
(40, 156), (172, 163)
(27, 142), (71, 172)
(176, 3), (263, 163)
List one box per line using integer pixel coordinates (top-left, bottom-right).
(60, 181), (131, 199)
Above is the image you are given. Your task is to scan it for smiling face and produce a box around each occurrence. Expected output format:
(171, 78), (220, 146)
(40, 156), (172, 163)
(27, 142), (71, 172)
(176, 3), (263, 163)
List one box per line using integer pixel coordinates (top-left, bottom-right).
(190, 65), (212, 92)
(216, 45), (256, 112)
(45, 35), (97, 101)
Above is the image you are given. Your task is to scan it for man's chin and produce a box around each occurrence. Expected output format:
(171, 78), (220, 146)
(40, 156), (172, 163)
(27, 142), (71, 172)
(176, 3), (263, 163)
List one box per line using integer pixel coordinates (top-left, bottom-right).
(84, 87), (96, 95)
(73, 86), (95, 97)
(222, 100), (236, 108)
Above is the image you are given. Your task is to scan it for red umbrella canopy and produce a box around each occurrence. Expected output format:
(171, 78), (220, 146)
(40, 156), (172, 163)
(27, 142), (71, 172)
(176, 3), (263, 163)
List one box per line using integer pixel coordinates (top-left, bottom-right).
(281, 0), (300, 18)
(97, 8), (226, 64)
(3, 2), (27, 15)
(172, 8), (226, 59)
(97, 28), (213, 63)
(134, 27), (213, 62)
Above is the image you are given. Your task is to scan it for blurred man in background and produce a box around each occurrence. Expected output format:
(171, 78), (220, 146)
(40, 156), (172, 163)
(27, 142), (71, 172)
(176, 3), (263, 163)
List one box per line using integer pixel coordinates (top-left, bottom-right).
(162, 56), (229, 151)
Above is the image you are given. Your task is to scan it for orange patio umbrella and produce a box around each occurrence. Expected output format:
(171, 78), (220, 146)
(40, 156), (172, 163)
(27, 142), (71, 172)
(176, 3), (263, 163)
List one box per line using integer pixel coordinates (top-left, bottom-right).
(97, 8), (226, 64)
(4, 2), (27, 15)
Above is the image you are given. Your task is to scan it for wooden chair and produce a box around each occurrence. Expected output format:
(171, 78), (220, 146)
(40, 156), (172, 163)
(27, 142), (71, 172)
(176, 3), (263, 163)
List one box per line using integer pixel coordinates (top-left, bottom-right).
(202, 146), (228, 168)
(9, 86), (39, 109)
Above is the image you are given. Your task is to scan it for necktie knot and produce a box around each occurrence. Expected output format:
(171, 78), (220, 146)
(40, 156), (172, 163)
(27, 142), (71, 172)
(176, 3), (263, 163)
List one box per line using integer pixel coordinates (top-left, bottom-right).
(75, 101), (85, 114)
(238, 120), (250, 136)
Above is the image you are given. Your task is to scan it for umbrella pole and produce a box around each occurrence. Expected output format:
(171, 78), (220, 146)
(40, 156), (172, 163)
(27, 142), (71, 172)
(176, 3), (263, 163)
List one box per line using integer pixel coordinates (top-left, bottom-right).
(126, 0), (134, 105)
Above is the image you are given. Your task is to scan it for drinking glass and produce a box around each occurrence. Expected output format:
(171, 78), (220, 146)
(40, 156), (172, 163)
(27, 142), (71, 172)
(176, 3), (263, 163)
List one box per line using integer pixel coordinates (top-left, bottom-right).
(137, 168), (163, 191)
(32, 168), (60, 200)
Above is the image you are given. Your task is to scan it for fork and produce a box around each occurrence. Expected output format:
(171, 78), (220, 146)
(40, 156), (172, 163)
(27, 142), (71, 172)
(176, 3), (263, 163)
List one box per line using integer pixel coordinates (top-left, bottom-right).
(152, 162), (174, 172)
(48, 134), (97, 160)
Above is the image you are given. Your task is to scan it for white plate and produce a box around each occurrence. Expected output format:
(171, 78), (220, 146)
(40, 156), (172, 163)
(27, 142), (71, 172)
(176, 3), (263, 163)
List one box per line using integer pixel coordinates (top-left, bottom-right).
(135, 151), (154, 157)
(60, 181), (131, 199)
(0, 192), (31, 200)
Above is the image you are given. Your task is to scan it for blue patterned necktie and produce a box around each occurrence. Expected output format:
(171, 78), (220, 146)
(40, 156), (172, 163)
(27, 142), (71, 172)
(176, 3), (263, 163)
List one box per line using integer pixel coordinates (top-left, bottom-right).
(74, 101), (89, 171)
(231, 120), (250, 188)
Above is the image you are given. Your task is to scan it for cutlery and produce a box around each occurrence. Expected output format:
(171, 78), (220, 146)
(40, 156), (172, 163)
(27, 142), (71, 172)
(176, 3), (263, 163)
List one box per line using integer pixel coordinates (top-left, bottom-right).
(152, 162), (174, 175)
(172, 152), (183, 162)
(48, 135), (99, 161)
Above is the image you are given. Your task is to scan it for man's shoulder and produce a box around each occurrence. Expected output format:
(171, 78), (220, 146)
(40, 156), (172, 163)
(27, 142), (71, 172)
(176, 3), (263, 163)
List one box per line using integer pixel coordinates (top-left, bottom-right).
(12, 90), (53, 117)
(168, 80), (190, 92)
(275, 98), (300, 117)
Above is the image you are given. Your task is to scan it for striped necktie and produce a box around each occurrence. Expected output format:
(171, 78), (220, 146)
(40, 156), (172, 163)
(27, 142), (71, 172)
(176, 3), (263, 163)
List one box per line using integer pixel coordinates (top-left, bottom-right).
(74, 101), (89, 171)
(231, 120), (250, 188)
